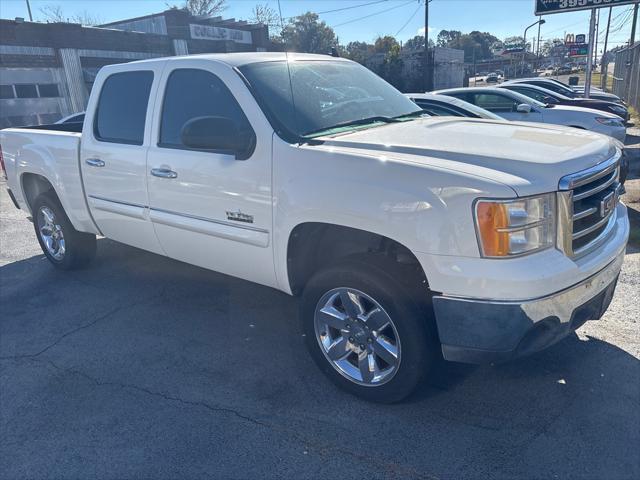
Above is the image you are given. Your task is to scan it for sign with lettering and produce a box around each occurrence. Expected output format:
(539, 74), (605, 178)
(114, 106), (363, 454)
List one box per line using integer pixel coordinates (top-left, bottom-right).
(189, 24), (252, 44)
(568, 44), (589, 56)
(536, 0), (639, 16)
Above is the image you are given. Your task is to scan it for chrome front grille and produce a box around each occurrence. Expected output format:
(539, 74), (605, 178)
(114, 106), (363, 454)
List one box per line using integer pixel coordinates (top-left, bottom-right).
(558, 152), (622, 258)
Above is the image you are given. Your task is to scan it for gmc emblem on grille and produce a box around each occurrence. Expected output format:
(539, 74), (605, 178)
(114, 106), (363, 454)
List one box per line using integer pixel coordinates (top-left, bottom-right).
(600, 191), (616, 218)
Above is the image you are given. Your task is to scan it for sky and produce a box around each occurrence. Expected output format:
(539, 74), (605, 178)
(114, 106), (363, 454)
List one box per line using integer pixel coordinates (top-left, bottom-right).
(0, 0), (637, 52)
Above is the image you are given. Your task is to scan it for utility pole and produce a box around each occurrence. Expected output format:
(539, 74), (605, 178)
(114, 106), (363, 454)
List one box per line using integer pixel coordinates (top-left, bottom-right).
(25, 0), (33, 21)
(424, 0), (432, 92)
(625, 2), (638, 101)
(584, 8), (597, 99)
(536, 16), (543, 72)
(630, 2), (639, 46)
(593, 9), (600, 71)
(601, 7), (612, 91)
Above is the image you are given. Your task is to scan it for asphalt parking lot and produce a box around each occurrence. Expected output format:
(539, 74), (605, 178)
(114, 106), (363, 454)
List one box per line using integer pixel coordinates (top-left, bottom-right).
(1, 178), (639, 479)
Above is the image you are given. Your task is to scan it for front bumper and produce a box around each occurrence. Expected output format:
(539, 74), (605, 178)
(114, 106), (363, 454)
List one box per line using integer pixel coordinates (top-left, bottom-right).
(433, 250), (625, 364)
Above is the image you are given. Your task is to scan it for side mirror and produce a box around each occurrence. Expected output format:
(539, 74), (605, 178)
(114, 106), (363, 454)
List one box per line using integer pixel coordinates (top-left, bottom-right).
(543, 96), (558, 104)
(180, 116), (255, 160)
(516, 103), (532, 113)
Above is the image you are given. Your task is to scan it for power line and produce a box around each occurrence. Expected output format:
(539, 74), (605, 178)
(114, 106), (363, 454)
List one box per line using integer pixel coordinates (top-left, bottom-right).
(332, 0), (416, 28)
(279, 0), (391, 21)
(316, 0), (390, 15)
(395, 2), (422, 37)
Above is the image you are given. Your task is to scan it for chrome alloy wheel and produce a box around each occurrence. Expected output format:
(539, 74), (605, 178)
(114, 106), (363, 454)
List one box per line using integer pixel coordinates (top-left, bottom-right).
(314, 288), (401, 386)
(37, 206), (65, 261)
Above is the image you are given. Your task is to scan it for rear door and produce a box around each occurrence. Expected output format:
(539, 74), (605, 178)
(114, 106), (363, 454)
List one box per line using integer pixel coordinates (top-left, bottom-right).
(81, 62), (165, 254)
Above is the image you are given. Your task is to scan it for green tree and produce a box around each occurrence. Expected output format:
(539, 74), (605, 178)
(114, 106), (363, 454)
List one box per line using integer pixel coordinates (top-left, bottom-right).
(436, 30), (461, 47)
(345, 41), (374, 64)
(403, 35), (434, 51)
(380, 43), (404, 91)
(280, 12), (337, 54)
(374, 35), (400, 54)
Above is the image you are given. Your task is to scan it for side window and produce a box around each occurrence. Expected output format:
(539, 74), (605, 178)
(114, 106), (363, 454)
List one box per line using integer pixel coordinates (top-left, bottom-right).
(159, 68), (252, 150)
(417, 101), (463, 117)
(514, 87), (545, 102)
(473, 93), (517, 112)
(94, 71), (154, 145)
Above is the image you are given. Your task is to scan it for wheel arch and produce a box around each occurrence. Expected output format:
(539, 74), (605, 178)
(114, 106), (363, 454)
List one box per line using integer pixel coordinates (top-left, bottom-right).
(286, 222), (433, 303)
(20, 172), (58, 214)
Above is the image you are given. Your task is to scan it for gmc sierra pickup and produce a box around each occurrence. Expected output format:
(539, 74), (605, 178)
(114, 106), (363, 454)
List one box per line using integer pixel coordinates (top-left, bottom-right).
(0, 53), (630, 402)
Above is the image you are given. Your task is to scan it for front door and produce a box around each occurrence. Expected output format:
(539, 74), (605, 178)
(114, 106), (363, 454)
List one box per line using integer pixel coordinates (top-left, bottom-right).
(145, 64), (276, 288)
(471, 92), (544, 123)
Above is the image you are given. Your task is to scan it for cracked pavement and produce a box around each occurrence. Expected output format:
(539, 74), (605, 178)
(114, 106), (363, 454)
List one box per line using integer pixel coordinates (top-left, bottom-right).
(1, 183), (639, 480)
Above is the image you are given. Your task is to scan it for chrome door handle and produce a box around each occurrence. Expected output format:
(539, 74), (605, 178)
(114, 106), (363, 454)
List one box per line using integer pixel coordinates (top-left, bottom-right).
(150, 168), (178, 179)
(85, 158), (105, 167)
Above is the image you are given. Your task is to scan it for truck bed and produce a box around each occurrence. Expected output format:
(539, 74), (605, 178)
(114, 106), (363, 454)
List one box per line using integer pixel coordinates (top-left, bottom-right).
(0, 127), (98, 234)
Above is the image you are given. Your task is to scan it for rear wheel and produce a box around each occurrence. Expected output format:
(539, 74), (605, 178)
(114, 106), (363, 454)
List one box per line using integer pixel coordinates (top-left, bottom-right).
(301, 259), (438, 403)
(32, 192), (96, 270)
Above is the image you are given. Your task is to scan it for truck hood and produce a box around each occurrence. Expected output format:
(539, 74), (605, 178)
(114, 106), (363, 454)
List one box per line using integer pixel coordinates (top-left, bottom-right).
(315, 117), (616, 196)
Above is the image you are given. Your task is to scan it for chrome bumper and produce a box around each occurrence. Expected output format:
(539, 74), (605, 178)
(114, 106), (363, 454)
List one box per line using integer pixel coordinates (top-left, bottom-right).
(433, 250), (625, 364)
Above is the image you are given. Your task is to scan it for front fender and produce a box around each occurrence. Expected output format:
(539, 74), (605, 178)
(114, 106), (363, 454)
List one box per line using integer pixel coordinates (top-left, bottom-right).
(272, 141), (515, 293)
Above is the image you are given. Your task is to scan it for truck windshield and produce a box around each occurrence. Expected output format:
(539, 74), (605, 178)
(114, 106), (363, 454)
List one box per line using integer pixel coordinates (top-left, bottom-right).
(238, 60), (423, 141)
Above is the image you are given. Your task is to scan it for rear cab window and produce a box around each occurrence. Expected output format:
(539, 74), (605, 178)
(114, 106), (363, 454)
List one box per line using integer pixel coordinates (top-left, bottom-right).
(94, 71), (154, 145)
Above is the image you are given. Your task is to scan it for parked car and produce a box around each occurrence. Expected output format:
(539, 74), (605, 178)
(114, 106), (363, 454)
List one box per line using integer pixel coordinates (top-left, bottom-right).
(0, 53), (629, 402)
(435, 87), (626, 141)
(498, 83), (629, 120)
(405, 93), (503, 120)
(506, 77), (624, 104)
(486, 72), (499, 84)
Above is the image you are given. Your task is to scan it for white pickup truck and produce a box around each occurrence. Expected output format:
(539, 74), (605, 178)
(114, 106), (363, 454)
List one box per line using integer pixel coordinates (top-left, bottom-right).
(0, 53), (629, 402)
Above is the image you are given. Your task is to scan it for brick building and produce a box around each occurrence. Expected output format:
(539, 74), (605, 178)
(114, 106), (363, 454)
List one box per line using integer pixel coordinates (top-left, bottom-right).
(0, 9), (269, 128)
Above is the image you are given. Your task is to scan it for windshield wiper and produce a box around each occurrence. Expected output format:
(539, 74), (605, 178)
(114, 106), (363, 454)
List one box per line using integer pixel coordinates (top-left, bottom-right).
(392, 110), (428, 120)
(302, 116), (399, 138)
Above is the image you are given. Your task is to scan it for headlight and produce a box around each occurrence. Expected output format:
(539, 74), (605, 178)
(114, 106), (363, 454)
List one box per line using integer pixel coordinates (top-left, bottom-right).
(596, 117), (624, 127)
(474, 193), (556, 257)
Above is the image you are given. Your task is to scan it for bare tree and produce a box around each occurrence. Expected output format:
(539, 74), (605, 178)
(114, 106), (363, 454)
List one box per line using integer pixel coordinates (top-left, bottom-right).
(39, 4), (65, 22)
(250, 3), (280, 27)
(173, 0), (228, 17)
(39, 4), (102, 25)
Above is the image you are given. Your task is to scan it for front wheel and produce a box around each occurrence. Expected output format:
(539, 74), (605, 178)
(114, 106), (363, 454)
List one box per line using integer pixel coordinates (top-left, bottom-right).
(32, 192), (96, 270)
(301, 260), (438, 403)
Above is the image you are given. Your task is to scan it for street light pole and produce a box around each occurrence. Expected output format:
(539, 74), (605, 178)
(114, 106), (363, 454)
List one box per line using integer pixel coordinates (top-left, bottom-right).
(424, 0), (432, 92)
(523, 19), (545, 77)
(585, 8), (597, 99)
(25, 0), (33, 21)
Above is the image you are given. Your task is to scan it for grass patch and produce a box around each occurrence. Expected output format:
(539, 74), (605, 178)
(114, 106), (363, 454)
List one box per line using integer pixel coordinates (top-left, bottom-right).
(590, 72), (614, 91)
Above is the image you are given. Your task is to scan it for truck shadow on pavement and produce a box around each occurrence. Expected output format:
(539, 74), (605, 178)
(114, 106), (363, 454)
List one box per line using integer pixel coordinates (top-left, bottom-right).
(1, 238), (638, 479)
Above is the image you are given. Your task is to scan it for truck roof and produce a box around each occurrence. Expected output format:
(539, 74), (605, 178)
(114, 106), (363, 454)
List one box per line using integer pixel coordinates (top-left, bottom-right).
(126, 52), (349, 68)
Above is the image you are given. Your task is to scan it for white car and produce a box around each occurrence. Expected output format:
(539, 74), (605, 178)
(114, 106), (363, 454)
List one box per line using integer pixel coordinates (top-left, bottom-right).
(405, 93), (503, 120)
(435, 87), (626, 142)
(0, 53), (629, 402)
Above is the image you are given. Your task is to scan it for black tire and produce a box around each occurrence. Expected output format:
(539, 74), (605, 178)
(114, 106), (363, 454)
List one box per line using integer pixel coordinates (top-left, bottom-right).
(32, 192), (96, 270)
(301, 259), (438, 403)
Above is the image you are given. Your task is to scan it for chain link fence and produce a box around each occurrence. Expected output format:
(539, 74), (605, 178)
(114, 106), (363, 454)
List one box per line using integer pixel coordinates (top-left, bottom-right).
(612, 42), (640, 112)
